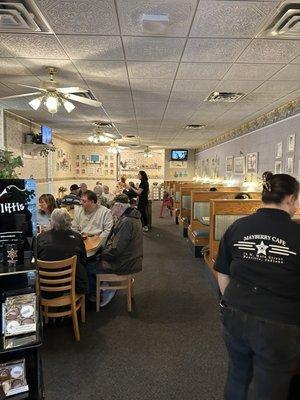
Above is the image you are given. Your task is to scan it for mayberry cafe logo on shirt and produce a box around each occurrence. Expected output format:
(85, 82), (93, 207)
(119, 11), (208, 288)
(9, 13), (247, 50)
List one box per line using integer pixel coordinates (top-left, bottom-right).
(234, 234), (297, 264)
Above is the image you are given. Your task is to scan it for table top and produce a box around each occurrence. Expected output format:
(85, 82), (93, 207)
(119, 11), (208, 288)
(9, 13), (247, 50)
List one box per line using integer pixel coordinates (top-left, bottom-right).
(84, 236), (104, 255)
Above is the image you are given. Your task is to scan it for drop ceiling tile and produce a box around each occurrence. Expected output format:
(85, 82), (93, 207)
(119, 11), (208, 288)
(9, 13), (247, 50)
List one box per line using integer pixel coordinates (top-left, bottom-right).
(74, 61), (127, 79)
(0, 83), (15, 98)
(270, 65), (300, 81)
(17, 59), (78, 80)
(177, 63), (231, 80)
(0, 34), (67, 59)
(238, 39), (300, 64)
(86, 76), (130, 92)
(58, 35), (124, 61)
(223, 63), (284, 81)
(0, 59), (32, 76)
(117, 0), (198, 36)
(130, 79), (173, 92)
(291, 56), (300, 64)
(89, 90), (132, 102)
(127, 61), (178, 79)
(215, 80), (263, 93)
(0, 76), (42, 93)
(123, 37), (185, 61)
(35, 0), (119, 34)
(132, 91), (170, 102)
(169, 90), (208, 103)
(191, 1), (275, 38)
(254, 81), (300, 95)
(173, 79), (218, 92)
(183, 39), (250, 62)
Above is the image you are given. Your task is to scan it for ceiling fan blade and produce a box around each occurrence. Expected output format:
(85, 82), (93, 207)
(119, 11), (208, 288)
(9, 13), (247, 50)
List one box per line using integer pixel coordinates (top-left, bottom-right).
(57, 87), (88, 94)
(6, 83), (46, 92)
(65, 93), (102, 107)
(0, 92), (42, 100)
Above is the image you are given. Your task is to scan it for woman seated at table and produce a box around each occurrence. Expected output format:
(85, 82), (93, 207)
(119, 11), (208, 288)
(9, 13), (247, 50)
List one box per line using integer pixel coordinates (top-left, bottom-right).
(37, 193), (57, 231)
(37, 208), (89, 294)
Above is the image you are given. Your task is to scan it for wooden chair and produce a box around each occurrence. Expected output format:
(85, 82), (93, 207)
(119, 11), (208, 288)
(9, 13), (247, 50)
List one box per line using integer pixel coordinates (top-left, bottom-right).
(96, 274), (134, 313)
(37, 255), (85, 341)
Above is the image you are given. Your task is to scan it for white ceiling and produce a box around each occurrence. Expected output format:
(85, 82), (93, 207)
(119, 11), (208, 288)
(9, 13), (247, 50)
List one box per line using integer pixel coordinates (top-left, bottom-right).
(0, 0), (299, 148)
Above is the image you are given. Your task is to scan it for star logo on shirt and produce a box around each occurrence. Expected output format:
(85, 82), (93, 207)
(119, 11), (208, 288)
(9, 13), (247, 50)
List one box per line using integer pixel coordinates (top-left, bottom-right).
(7, 248), (18, 261)
(256, 241), (269, 256)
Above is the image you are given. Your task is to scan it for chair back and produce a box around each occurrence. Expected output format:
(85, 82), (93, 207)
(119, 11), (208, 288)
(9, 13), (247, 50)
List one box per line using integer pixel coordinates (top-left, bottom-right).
(37, 256), (77, 299)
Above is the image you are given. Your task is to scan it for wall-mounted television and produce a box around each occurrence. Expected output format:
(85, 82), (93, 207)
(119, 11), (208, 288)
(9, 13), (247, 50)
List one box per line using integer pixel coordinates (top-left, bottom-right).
(170, 149), (188, 161)
(41, 125), (52, 144)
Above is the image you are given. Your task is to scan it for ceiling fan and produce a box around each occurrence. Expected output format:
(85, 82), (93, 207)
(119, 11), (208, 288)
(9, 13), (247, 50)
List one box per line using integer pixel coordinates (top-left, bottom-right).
(137, 146), (162, 158)
(0, 66), (102, 114)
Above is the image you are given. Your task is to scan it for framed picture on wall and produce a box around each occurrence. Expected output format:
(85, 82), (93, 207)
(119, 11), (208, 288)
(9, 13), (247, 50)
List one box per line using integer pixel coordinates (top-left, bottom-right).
(275, 141), (283, 158)
(286, 157), (294, 173)
(226, 156), (234, 173)
(287, 134), (295, 153)
(246, 152), (258, 173)
(234, 156), (245, 175)
(274, 161), (282, 174)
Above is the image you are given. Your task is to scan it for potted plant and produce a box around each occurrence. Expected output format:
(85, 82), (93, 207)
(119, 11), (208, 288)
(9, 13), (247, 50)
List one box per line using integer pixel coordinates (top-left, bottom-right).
(0, 149), (23, 179)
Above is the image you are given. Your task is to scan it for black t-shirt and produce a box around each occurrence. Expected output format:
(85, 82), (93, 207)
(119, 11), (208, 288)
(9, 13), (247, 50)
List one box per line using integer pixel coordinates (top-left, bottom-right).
(215, 208), (300, 325)
(139, 180), (149, 204)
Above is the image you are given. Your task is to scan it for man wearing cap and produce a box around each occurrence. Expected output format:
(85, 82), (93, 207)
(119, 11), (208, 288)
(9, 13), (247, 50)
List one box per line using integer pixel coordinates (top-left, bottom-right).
(61, 184), (81, 208)
(87, 194), (143, 306)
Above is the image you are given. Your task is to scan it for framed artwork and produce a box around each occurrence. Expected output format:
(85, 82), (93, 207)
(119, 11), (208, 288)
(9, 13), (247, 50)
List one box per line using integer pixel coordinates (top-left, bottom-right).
(286, 157), (294, 173)
(287, 134), (295, 152)
(234, 156), (245, 175)
(274, 161), (282, 174)
(76, 162), (79, 167)
(275, 141), (283, 158)
(226, 156), (234, 173)
(76, 155), (80, 160)
(246, 152), (258, 173)
(81, 168), (85, 174)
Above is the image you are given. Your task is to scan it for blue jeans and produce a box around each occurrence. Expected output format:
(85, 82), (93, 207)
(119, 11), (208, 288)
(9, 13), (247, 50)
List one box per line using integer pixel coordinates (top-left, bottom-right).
(221, 305), (300, 400)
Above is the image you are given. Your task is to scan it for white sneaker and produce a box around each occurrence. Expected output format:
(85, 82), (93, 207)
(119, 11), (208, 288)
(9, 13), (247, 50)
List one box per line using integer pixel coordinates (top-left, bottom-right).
(100, 289), (116, 307)
(142, 226), (149, 232)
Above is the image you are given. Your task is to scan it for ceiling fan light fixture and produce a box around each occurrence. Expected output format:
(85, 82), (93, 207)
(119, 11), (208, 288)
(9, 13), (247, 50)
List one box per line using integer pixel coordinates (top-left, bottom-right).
(29, 96), (43, 111)
(88, 135), (95, 143)
(44, 93), (59, 114)
(107, 146), (118, 154)
(62, 98), (75, 113)
(99, 135), (110, 143)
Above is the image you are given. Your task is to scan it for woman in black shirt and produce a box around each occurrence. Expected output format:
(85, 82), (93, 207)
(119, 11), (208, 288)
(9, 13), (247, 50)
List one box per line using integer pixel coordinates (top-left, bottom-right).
(129, 170), (149, 232)
(215, 172), (300, 400)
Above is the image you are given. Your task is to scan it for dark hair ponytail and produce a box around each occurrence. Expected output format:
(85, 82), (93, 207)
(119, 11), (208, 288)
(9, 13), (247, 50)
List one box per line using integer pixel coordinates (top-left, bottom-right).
(262, 172), (299, 204)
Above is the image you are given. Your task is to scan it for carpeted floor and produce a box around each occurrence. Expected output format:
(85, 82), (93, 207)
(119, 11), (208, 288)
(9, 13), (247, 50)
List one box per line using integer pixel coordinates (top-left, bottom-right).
(42, 203), (227, 400)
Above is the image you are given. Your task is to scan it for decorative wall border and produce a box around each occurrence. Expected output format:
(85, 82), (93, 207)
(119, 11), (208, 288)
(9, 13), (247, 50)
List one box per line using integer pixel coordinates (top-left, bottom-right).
(197, 99), (300, 152)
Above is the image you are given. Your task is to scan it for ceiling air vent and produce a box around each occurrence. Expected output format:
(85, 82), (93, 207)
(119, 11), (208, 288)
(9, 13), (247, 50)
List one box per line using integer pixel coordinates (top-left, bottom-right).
(257, 0), (300, 39)
(205, 91), (245, 103)
(74, 90), (98, 102)
(93, 121), (114, 129)
(185, 124), (206, 130)
(0, 1), (52, 33)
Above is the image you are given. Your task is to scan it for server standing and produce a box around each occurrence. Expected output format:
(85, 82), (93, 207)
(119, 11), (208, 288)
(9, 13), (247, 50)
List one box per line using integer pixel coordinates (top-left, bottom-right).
(130, 170), (149, 232)
(215, 173), (300, 400)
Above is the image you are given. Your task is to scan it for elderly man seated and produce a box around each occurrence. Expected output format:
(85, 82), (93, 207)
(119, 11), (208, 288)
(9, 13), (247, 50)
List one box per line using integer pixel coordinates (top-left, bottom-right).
(61, 184), (81, 208)
(72, 190), (113, 240)
(37, 208), (89, 294)
(88, 194), (143, 306)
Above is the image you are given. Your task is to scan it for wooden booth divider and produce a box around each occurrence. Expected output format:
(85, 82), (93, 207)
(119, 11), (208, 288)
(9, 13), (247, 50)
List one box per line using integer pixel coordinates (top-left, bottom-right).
(188, 191), (261, 257)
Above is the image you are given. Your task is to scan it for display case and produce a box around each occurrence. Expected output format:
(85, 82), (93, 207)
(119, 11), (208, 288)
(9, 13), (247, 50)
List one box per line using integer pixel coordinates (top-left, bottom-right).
(0, 179), (44, 399)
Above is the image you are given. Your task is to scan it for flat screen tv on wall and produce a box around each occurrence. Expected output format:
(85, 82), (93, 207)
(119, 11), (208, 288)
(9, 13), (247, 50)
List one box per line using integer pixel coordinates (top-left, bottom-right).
(41, 125), (52, 144)
(170, 149), (188, 161)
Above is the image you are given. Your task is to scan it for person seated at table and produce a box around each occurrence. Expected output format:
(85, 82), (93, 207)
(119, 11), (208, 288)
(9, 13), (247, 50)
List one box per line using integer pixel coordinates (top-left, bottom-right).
(115, 176), (127, 194)
(37, 193), (57, 231)
(102, 185), (114, 203)
(61, 184), (81, 208)
(72, 190), (113, 238)
(87, 194), (143, 306)
(209, 187), (217, 192)
(78, 182), (88, 197)
(37, 208), (89, 294)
